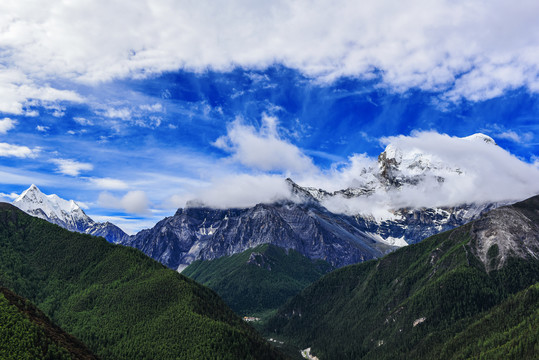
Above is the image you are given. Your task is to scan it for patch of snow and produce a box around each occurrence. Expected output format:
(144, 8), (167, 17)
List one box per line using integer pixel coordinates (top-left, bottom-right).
(366, 232), (408, 247)
(413, 317), (426, 327)
(301, 348), (319, 360)
(176, 264), (188, 273)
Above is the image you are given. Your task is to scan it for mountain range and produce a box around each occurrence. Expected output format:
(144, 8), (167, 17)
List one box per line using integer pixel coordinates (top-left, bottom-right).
(2, 132), (538, 359)
(10, 134), (507, 272)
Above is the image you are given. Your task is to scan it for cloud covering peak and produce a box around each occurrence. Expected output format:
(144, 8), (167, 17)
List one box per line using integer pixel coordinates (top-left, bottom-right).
(191, 131), (539, 214)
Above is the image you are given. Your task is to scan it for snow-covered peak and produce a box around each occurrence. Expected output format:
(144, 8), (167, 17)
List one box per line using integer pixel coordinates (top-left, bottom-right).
(463, 133), (496, 145)
(13, 185), (91, 225)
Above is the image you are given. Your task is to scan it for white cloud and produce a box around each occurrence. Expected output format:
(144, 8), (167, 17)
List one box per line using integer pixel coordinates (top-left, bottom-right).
(0, 118), (17, 134)
(139, 103), (163, 112)
(496, 130), (534, 143)
(0, 68), (83, 115)
(50, 158), (93, 176)
(213, 115), (317, 174)
(89, 177), (129, 190)
(0, 192), (19, 201)
(316, 132), (539, 214)
(191, 129), (539, 212)
(1, 1), (539, 104)
(102, 107), (132, 120)
(73, 117), (94, 126)
(0, 143), (38, 158)
(98, 190), (150, 214)
(187, 174), (292, 209)
(36, 125), (49, 132)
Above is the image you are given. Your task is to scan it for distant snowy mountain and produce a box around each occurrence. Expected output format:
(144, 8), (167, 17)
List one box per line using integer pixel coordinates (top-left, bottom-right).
(12, 185), (128, 243)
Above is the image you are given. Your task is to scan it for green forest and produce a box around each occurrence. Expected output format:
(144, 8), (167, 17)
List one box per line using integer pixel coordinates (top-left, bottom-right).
(183, 243), (333, 316)
(0, 287), (95, 360)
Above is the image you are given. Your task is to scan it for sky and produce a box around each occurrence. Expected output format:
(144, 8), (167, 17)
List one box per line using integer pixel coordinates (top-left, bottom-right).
(1, 0), (539, 234)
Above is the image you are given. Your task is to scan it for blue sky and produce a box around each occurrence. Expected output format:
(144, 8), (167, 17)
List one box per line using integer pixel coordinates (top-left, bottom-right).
(1, 1), (538, 233)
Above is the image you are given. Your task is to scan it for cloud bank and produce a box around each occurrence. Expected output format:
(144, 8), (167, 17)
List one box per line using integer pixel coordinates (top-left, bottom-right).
(2, 0), (539, 114)
(191, 129), (539, 214)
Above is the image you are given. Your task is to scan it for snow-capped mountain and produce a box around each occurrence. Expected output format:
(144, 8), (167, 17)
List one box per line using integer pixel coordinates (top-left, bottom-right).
(12, 185), (128, 243)
(13, 184), (93, 232)
(298, 133), (499, 203)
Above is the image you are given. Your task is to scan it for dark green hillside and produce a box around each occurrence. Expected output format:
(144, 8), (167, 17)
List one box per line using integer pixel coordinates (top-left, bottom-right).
(0, 203), (285, 360)
(438, 282), (539, 359)
(266, 195), (539, 359)
(0, 287), (97, 360)
(184, 244), (333, 315)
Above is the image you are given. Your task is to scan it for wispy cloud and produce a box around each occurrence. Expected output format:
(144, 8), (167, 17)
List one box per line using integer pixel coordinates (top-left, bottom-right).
(0, 143), (38, 158)
(50, 158), (93, 176)
(88, 177), (129, 190)
(102, 107), (132, 120)
(496, 130), (534, 143)
(73, 117), (94, 126)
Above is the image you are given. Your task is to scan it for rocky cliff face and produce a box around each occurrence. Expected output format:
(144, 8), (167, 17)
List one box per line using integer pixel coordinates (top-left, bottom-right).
(468, 195), (539, 271)
(120, 183), (498, 271)
(122, 202), (396, 270)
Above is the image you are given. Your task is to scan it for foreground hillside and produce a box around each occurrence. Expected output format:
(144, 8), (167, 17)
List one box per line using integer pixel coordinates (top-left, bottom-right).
(0, 287), (97, 360)
(0, 203), (284, 360)
(266, 195), (539, 359)
(183, 244), (333, 315)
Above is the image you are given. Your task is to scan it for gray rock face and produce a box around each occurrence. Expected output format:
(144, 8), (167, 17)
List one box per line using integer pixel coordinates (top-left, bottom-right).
(121, 202), (396, 270)
(468, 195), (539, 271)
(120, 191), (498, 270)
(85, 221), (129, 243)
(353, 203), (500, 245)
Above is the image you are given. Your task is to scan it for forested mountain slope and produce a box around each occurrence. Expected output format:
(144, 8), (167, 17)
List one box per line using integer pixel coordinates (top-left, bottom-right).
(0, 203), (284, 360)
(183, 244), (333, 315)
(0, 286), (97, 360)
